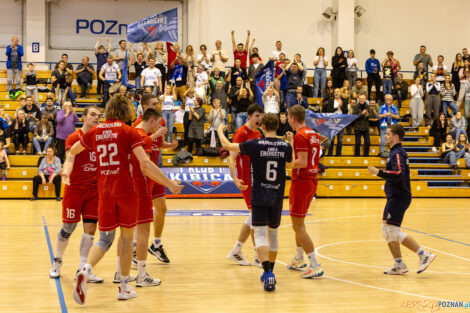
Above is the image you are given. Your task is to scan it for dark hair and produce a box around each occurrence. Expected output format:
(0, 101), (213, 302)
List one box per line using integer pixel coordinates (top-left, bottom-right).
(420, 45), (426, 48)
(237, 43), (243, 47)
(46, 97), (53, 102)
(438, 55), (444, 59)
(279, 111), (287, 116)
(247, 104), (263, 116)
(142, 107), (162, 121)
(370, 49), (376, 54)
(355, 78), (362, 83)
(119, 40), (126, 45)
(61, 53), (68, 58)
(251, 53), (259, 58)
(335, 47), (343, 56)
(195, 98), (203, 107)
(389, 124), (405, 140)
(141, 94), (158, 107)
(287, 104), (306, 123)
(28, 62), (34, 67)
(261, 113), (279, 132)
(200, 44), (207, 50)
(276, 40), (282, 44)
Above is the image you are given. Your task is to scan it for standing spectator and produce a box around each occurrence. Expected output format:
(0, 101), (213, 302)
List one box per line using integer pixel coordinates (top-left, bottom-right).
(262, 83), (280, 114)
(141, 57), (162, 95)
(160, 85), (177, 142)
(235, 87), (254, 130)
(0, 141), (10, 181)
(248, 40), (262, 65)
(183, 45), (196, 88)
(55, 54), (75, 106)
(169, 56), (188, 101)
(432, 55), (447, 83)
(211, 79), (229, 112)
(209, 99), (227, 146)
(24, 63), (39, 106)
(440, 75), (458, 117)
(113, 39), (128, 71)
(152, 42), (167, 90)
(378, 94), (400, 154)
(451, 53), (464, 94)
(352, 95), (374, 156)
(11, 110), (29, 154)
(229, 58), (248, 86)
(211, 40), (228, 78)
(99, 55), (121, 107)
(450, 111), (467, 140)
(196, 44), (210, 70)
(32, 114), (54, 155)
(325, 88), (346, 156)
(457, 61), (470, 108)
(231, 30), (250, 69)
(410, 77), (425, 128)
(368, 98), (381, 134)
(313, 47), (328, 98)
(55, 102), (78, 162)
(130, 44), (148, 90)
(75, 57), (95, 99)
(228, 77), (244, 132)
(462, 48), (470, 62)
(5, 36), (23, 98)
(248, 53), (263, 99)
(351, 78), (367, 99)
(365, 49), (381, 100)
(194, 65), (209, 101)
(269, 41), (285, 61)
(413, 45), (433, 73)
(382, 60), (393, 98)
(23, 96), (41, 132)
(183, 88), (197, 146)
(392, 73), (409, 108)
(187, 98), (206, 155)
(94, 38), (111, 100)
(323, 79), (335, 103)
(382, 51), (401, 82)
(0, 126), (11, 155)
(331, 47), (347, 89)
(430, 113), (448, 153)
(413, 62), (428, 86)
(283, 63), (305, 108)
(464, 77), (470, 119)
(425, 73), (441, 126)
(30, 147), (62, 201)
(346, 49), (359, 87)
(51, 61), (68, 106)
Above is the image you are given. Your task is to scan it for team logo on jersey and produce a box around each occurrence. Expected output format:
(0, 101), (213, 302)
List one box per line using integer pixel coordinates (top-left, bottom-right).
(82, 163), (97, 172)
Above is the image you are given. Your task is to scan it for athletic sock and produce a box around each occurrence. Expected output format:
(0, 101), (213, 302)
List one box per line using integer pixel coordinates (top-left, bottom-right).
(116, 256), (121, 274)
(79, 233), (94, 269)
(254, 248), (259, 260)
(120, 275), (129, 290)
(395, 258), (403, 264)
(270, 262), (275, 271)
(84, 264), (92, 274)
(417, 247), (426, 256)
(296, 246), (304, 260)
(232, 240), (243, 253)
(137, 260), (146, 278)
(307, 252), (319, 268)
(153, 237), (162, 247)
(55, 232), (70, 260)
(262, 261), (271, 272)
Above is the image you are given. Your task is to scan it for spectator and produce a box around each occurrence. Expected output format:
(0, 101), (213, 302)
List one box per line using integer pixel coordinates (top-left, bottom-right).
(0, 141), (10, 181)
(413, 62), (428, 86)
(340, 80), (352, 103)
(23, 96), (41, 132)
(313, 47), (328, 98)
(274, 54), (288, 107)
(210, 66), (226, 91)
(41, 97), (58, 127)
(413, 45), (433, 73)
(331, 47), (347, 89)
(210, 79), (229, 112)
(152, 42), (167, 90)
(169, 56), (189, 101)
(441, 134), (457, 169)
(269, 40), (285, 61)
(40, 92), (60, 110)
(160, 85), (177, 142)
(196, 44), (210, 70)
(382, 51), (401, 82)
(430, 113), (448, 153)
(15, 97), (27, 117)
(248, 53), (263, 99)
(456, 60), (470, 108)
(325, 88), (346, 156)
(24, 63), (39, 106)
(183, 88), (197, 146)
(248, 40), (262, 66)
(229, 58), (248, 86)
(283, 62), (305, 108)
(365, 49), (381, 100)
(194, 64), (209, 100)
(432, 55), (447, 84)
(55, 102), (78, 162)
(262, 83), (280, 114)
(94, 38), (112, 100)
(378, 94), (399, 154)
(456, 133), (470, 168)
(462, 48), (470, 62)
(75, 56), (95, 99)
(30, 146), (62, 201)
(11, 109), (29, 154)
(450, 111), (467, 140)
(183, 45), (196, 88)
(231, 30), (250, 69)
(5, 36), (23, 98)
(167, 42), (182, 78)
(1, 108), (11, 128)
(235, 87), (254, 130)
(99, 55), (121, 107)
(451, 53), (464, 94)
(141, 57), (162, 95)
(51, 61), (68, 106)
(353, 95), (374, 156)
(346, 49), (359, 87)
(425, 73), (441, 126)
(351, 78), (367, 99)
(465, 77), (470, 119)
(209, 98), (226, 146)
(33, 114), (54, 155)
(228, 77), (244, 133)
(276, 111), (293, 138)
(211, 40), (228, 78)
(293, 85), (308, 109)
(441, 75), (458, 117)
(113, 39), (128, 71)
(323, 79), (335, 103)
(392, 73), (409, 108)
(187, 98), (206, 155)
(0, 127), (11, 155)
(410, 77), (425, 128)
(55, 54), (76, 106)
(382, 59), (393, 98)
(368, 98), (381, 134)
(129, 44), (148, 90)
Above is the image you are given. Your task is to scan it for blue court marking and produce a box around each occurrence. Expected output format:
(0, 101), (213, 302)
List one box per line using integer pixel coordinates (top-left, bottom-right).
(165, 209), (308, 217)
(402, 226), (470, 247)
(42, 216), (68, 313)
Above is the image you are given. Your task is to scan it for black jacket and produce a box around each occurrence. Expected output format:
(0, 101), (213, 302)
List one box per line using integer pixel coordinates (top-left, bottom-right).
(377, 143), (411, 198)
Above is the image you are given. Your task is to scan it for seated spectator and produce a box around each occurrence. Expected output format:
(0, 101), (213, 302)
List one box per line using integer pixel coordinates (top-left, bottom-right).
(441, 134), (461, 169)
(413, 62), (428, 86)
(378, 94), (399, 154)
(40, 92), (61, 110)
(229, 58), (247, 86)
(0, 107), (11, 128)
(41, 98), (58, 126)
(352, 95), (374, 156)
(322, 79), (335, 103)
(30, 146), (62, 201)
(276, 111), (293, 138)
(351, 78), (367, 99)
(392, 73), (409, 108)
(0, 126), (11, 155)
(425, 73), (441, 126)
(11, 109), (29, 154)
(208, 99), (226, 146)
(51, 61), (68, 106)
(75, 56), (95, 99)
(56, 102), (78, 162)
(340, 80), (352, 103)
(325, 88), (347, 156)
(210, 79), (229, 112)
(262, 82), (280, 114)
(24, 63), (39, 106)
(456, 133), (470, 168)
(23, 96), (41, 132)
(187, 98), (205, 155)
(367, 98), (380, 134)
(183, 88), (197, 146)
(94, 38), (112, 100)
(293, 85), (308, 109)
(169, 56), (188, 101)
(450, 111), (467, 140)
(0, 141), (10, 180)
(15, 97), (26, 117)
(235, 87), (254, 130)
(99, 55), (121, 107)
(346, 49), (359, 88)
(33, 114), (54, 155)
(430, 113), (448, 153)
(440, 75), (458, 117)
(410, 77), (425, 128)
(160, 85), (177, 142)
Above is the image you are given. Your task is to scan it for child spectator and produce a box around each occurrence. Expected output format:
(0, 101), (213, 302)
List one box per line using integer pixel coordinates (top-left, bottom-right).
(94, 38), (111, 100)
(24, 63), (39, 106)
(0, 141), (10, 181)
(382, 60), (393, 97)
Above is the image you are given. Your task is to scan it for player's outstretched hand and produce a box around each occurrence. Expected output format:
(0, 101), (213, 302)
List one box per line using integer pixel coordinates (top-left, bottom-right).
(234, 177), (248, 191)
(285, 131), (294, 144)
(155, 127), (168, 138)
(169, 180), (184, 194)
(367, 166), (379, 175)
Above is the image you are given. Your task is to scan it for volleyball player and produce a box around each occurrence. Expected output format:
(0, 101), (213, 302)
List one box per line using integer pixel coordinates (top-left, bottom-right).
(226, 104), (264, 267)
(368, 124), (436, 275)
(65, 95), (182, 304)
(286, 104), (325, 279)
(49, 106), (103, 283)
(217, 113), (294, 291)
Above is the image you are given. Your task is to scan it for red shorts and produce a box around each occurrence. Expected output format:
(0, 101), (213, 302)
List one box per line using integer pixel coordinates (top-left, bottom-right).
(289, 179), (317, 218)
(150, 181), (166, 200)
(62, 185), (99, 223)
(241, 185), (252, 209)
(137, 179), (154, 225)
(97, 194), (139, 231)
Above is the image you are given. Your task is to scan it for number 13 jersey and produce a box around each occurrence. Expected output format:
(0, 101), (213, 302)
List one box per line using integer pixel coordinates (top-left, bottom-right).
(292, 126), (321, 182)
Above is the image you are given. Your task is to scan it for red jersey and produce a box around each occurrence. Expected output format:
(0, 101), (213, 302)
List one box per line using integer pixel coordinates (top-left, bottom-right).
(292, 126), (321, 182)
(65, 129), (97, 190)
(131, 128), (153, 181)
(234, 50), (248, 69)
(133, 116), (166, 128)
(233, 124), (261, 183)
(132, 116), (164, 164)
(81, 119), (144, 197)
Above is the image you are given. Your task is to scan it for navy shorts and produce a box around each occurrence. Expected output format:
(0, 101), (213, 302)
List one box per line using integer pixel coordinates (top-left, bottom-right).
(382, 197), (412, 227)
(252, 203), (283, 229)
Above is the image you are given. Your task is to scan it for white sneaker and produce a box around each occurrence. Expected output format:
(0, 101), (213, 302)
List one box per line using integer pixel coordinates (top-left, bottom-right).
(432, 147), (437, 153)
(384, 262), (408, 275)
(73, 270), (88, 305)
(117, 285), (137, 300)
(49, 258), (62, 278)
(287, 257), (308, 271)
(301, 265), (324, 278)
(253, 258), (263, 268)
(113, 272), (136, 283)
(417, 252), (436, 274)
(87, 272), (104, 284)
(136, 272), (162, 287)
(227, 250), (251, 266)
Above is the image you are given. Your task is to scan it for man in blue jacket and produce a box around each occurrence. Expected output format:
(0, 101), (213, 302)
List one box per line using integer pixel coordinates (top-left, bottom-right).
(5, 36), (24, 99)
(368, 124), (436, 275)
(365, 49), (381, 101)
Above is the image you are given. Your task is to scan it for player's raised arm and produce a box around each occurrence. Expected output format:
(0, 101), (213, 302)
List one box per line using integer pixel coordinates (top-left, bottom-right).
(61, 141), (86, 185)
(217, 124), (240, 152)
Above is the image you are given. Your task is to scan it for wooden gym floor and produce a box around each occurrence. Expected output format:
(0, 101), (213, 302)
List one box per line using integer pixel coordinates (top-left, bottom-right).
(1, 198), (469, 313)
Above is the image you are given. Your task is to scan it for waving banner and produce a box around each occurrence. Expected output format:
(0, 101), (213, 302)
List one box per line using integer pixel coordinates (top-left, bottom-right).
(305, 111), (358, 140)
(254, 60), (275, 105)
(127, 8), (178, 43)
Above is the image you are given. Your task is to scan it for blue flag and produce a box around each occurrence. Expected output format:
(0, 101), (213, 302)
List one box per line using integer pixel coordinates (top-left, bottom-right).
(254, 60), (275, 106)
(305, 111), (358, 140)
(127, 8), (178, 43)
(120, 50), (134, 88)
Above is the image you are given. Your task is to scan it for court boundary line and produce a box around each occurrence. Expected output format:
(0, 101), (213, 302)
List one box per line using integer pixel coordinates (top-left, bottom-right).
(42, 216), (68, 313)
(402, 227), (470, 247)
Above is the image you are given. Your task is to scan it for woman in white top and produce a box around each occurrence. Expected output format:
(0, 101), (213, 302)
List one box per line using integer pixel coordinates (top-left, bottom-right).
(159, 85), (177, 142)
(410, 77), (425, 128)
(346, 49), (359, 87)
(194, 65), (209, 101)
(182, 88), (197, 145)
(196, 44), (210, 70)
(313, 47), (328, 98)
(183, 45), (196, 88)
(153, 41), (167, 90)
(262, 82), (280, 114)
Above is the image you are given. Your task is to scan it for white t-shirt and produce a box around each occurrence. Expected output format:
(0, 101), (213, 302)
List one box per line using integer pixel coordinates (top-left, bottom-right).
(141, 67), (162, 87)
(161, 95), (175, 111)
(263, 95), (279, 114)
(347, 58), (358, 72)
(270, 50), (285, 60)
(100, 63), (120, 81)
(333, 99), (342, 114)
(314, 56), (328, 69)
(211, 49), (227, 71)
(432, 64), (448, 81)
(185, 96), (196, 112)
(196, 71), (209, 88)
(197, 53), (210, 69)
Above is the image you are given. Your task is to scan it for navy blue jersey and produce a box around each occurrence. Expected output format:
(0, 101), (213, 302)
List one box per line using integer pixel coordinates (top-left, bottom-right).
(377, 143), (412, 198)
(240, 137), (293, 207)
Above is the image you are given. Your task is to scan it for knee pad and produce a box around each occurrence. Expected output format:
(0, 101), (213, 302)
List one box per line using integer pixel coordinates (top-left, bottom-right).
(96, 230), (116, 252)
(244, 212), (252, 229)
(59, 223), (77, 240)
(267, 227), (279, 252)
(382, 224), (407, 243)
(253, 226), (267, 249)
